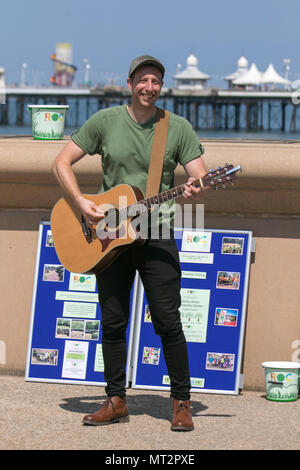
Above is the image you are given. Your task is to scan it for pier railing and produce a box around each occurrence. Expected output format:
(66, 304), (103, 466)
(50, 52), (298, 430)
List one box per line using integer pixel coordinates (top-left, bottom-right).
(1, 87), (300, 132)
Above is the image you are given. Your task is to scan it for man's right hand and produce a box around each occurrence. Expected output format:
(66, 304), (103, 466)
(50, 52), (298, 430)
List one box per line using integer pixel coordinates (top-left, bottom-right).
(75, 195), (105, 229)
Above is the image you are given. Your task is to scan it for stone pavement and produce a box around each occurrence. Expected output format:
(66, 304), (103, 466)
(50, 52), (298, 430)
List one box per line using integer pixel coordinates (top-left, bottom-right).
(0, 375), (299, 451)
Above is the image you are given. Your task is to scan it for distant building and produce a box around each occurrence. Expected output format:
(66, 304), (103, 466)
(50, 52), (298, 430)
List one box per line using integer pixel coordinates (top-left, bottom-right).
(225, 56), (249, 89)
(173, 53), (210, 89)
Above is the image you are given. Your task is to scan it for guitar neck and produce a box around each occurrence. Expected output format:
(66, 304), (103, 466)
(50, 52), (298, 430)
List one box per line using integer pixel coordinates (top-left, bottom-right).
(126, 178), (202, 218)
(144, 178), (202, 207)
(122, 164), (241, 219)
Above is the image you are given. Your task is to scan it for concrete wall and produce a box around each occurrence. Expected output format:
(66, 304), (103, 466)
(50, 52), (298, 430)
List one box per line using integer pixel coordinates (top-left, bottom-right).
(1, 136), (300, 390)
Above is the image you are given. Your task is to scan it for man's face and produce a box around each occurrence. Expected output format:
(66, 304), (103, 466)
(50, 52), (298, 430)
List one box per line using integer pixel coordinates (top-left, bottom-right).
(127, 66), (163, 109)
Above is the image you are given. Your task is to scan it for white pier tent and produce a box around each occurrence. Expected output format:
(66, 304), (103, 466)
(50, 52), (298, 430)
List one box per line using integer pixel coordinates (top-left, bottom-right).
(232, 62), (290, 88)
(260, 64), (290, 86)
(233, 63), (262, 86)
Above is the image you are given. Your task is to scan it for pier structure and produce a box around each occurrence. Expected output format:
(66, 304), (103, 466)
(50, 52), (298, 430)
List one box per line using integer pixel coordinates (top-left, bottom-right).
(174, 89), (300, 133)
(1, 86), (300, 133)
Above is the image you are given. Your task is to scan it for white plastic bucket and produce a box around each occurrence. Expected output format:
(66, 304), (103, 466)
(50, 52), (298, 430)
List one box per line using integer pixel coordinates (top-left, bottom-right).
(261, 361), (300, 402)
(28, 105), (69, 140)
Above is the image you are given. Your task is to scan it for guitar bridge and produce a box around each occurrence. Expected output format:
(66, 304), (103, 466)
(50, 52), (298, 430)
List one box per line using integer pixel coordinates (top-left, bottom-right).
(81, 216), (92, 244)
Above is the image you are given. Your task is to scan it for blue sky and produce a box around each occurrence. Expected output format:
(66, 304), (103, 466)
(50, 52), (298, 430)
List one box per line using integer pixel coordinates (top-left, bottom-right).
(1, 0), (299, 88)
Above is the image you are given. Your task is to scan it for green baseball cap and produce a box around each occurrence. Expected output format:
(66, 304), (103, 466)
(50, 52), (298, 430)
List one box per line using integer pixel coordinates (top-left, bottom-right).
(128, 55), (165, 78)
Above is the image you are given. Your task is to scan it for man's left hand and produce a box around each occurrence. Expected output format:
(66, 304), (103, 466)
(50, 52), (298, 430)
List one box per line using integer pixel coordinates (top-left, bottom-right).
(183, 177), (202, 199)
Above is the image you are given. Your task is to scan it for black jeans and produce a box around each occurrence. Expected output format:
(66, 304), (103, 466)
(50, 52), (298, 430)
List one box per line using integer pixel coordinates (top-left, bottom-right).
(96, 237), (191, 401)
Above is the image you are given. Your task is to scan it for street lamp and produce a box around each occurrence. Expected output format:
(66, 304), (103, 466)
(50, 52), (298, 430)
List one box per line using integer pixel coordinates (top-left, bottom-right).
(83, 58), (91, 86)
(21, 63), (27, 87)
(283, 58), (290, 90)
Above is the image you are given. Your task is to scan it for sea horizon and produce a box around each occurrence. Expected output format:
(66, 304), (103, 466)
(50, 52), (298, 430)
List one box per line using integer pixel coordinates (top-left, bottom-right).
(1, 124), (300, 141)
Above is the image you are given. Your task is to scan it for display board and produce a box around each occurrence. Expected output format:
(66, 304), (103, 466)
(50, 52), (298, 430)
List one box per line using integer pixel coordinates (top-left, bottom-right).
(25, 222), (138, 386)
(131, 228), (253, 395)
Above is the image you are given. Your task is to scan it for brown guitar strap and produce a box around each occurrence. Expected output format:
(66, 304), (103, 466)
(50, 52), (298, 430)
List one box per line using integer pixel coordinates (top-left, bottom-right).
(146, 108), (170, 197)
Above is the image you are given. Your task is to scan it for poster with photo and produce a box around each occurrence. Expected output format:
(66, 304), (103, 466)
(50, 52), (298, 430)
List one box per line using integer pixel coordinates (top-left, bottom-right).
(221, 237), (244, 255)
(216, 271), (240, 290)
(45, 230), (54, 247)
(144, 305), (152, 323)
(206, 352), (235, 372)
(43, 264), (65, 282)
(31, 348), (58, 366)
(214, 308), (238, 327)
(55, 318), (100, 341)
(142, 347), (160, 365)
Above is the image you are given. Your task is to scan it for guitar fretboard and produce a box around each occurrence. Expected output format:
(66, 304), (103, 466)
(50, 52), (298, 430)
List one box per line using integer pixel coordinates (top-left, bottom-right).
(124, 178), (201, 218)
(110, 164), (240, 221)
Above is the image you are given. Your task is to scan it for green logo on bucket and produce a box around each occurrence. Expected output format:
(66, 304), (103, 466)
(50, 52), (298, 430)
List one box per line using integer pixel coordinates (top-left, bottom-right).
(44, 112), (64, 122)
(269, 371), (293, 384)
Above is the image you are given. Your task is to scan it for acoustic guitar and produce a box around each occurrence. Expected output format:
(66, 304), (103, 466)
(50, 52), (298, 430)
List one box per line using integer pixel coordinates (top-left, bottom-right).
(51, 164), (241, 275)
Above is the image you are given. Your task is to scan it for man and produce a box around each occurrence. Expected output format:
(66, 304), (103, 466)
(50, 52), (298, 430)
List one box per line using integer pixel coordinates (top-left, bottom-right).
(52, 55), (208, 431)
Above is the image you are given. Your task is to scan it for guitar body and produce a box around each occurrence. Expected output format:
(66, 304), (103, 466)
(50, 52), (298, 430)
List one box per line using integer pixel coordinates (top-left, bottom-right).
(51, 184), (145, 275)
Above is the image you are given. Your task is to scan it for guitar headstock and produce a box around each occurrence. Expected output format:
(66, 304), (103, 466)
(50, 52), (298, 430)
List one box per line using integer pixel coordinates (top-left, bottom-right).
(202, 164), (242, 190)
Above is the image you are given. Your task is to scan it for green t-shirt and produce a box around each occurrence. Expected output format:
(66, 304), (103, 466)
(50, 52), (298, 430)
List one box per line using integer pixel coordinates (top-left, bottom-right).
(71, 105), (204, 233)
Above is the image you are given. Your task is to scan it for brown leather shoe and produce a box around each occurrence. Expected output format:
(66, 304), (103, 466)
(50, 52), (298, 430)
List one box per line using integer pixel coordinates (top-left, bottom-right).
(171, 399), (194, 431)
(82, 396), (129, 426)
